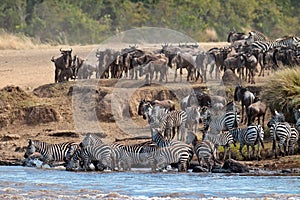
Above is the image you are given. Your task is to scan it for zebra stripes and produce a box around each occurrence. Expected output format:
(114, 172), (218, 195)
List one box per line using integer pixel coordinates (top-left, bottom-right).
(251, 36), (299, 52)
(142, 102), (187, 142)
(269, 122), (291, 158)
(192, 139), (219, 172)
(289, 127), (299, 155)
(151, 128), (193, 171)
(203, 131), (234, 160)
(159, 110), (187, 142)
(66, 144), (113, 171)
(201, 107), (240, 133)
(24, 139), (78, 167)
(229, 125), (264, 160)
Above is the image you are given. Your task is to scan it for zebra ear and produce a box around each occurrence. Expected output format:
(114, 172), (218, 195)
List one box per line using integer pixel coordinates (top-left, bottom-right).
(28, 139), (32, 145)
(275, 110), (279, 115)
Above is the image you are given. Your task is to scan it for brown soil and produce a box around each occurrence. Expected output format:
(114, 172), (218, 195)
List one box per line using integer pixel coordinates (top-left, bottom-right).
(0, 43), (299, 172)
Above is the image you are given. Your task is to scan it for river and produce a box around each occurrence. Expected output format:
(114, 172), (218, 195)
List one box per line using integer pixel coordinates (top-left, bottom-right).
(0, 166), (299, 199)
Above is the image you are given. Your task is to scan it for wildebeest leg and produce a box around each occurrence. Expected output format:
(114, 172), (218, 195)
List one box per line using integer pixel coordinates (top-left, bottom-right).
(180, 67), (184, 82)
(55, 68), (60, 83)
(174, 69), (178, 82)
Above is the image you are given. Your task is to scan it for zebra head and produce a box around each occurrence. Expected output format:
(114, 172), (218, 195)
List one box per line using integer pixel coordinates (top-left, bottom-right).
(66, 147), (82, 171)
(64, 143), (79, 163)
(24, 139), (36, 158)
(143, 102), (153, 120)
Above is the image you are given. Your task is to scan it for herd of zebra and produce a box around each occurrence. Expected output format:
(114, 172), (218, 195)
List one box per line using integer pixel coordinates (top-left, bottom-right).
(23, 85), (300, 172)
(51, 30), (300, 85)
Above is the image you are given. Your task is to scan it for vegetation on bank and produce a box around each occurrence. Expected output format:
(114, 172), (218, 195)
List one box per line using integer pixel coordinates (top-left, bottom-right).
(0, 0), (299, 45)
(261, 67), (300, 123)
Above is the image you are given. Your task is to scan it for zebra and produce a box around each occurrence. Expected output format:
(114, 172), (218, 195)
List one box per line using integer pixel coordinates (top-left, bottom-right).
(64, 133), (104, 168)
(251, 36), (299, 52)
(24, 139), (78, 167)
(200, 106), (240, 134)
(151, 128), (194, 171)
(203, 131), (235, 161)
(185, 105), (201, 134)
(66, 143), (113, 171)
(269, 122), (292, 158)
(229, 124), (264, 160)
(142, 102), (186, 142)
(288, 127), (299, 155)
(159, 110), (187, 142)
(192, 137), (220, 172)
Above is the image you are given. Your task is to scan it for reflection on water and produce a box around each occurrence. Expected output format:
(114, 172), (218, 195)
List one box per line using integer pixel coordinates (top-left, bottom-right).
(0, 166), (300, 199)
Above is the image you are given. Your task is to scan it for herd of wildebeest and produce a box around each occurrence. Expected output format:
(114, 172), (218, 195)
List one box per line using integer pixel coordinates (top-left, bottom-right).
(22, 30), (300, 172)
(50, 30), (300, 85)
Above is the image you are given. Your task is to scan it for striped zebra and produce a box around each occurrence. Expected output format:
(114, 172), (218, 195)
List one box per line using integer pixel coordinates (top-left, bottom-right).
(269, 122), (292, 158)
(203, 131), (235, 161)
(288, 127), (299, 155)
(159, 110), (187, 142)
(114, 141), (158, 171)
(200, 106), (240, 133)
(66, 143), (113, 171)
(229, 124), (264, 160)
(24, 139), (78, 167)
(144, 103), (169, 128)
(151, 128), (193, 171)
(64, 133), (104, 168)
(251, 36), (299, 52)
(185, 106), (201, 134)
(192, 138), (220, 172)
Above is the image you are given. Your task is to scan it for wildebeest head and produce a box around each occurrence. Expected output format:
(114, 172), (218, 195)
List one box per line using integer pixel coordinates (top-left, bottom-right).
(234, 85), (248, 102)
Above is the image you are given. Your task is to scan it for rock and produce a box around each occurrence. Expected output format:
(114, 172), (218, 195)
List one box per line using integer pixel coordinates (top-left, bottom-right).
(212, 168), (231, 173)
(192, 166), (209, 173)
(281, 169), (292, 173)
(222, 159), (250, 173)
(221, 69), (240, 86)
(25, 106), (61, 125)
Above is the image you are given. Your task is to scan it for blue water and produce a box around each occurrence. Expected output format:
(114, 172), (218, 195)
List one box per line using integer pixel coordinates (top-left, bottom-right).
(0, 166), (299, 199)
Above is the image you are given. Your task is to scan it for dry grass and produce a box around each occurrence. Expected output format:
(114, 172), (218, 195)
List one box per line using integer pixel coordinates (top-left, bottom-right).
(0, 29), (51, 50)
(260, 67), (300, 122)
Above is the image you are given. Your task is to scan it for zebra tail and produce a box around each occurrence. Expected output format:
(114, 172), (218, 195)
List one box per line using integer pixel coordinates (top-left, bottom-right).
(258, 131), (264, 149)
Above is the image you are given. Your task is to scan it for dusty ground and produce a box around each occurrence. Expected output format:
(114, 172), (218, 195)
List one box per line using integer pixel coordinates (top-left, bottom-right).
(0, 43), (299, 173)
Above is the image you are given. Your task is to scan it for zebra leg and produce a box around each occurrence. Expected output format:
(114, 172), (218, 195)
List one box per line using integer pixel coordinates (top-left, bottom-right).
(223, 146), (227, 161)
(273, 137), (278, 159)
(239, 144), (246, 160)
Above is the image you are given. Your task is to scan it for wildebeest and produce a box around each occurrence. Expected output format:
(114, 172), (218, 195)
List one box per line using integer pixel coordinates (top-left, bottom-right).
(234, 85), (255, 124)
(195, 51), (216, 82)
(171, 52), (201, 82)
(136, 53), (169, 85)
(247, 97), (267, 127)
(71, 55), (85, 79)
(51, 48), (73, 83)
(242, 53), (258, 84)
